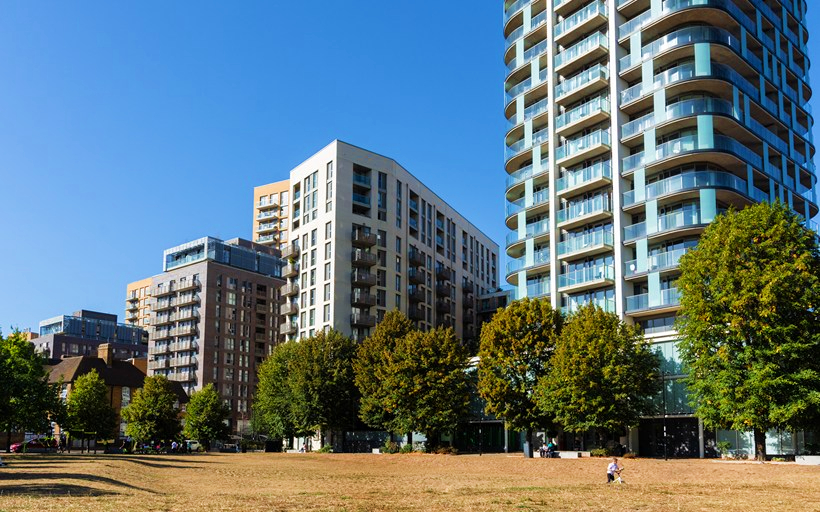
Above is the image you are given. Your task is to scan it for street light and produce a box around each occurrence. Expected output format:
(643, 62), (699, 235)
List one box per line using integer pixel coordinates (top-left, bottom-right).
(661, 372), (668, 461)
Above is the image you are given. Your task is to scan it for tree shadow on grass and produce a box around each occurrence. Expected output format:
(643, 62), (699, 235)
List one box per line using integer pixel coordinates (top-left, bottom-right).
(0, 483), (120, 497)
(113, 457), (198, 470)
(0, 473), (152, 493)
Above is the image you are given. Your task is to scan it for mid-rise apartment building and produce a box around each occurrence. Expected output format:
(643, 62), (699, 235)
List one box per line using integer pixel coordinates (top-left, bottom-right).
(125, 277), (153, 328)
(258, 140), (499, 346)
(33, 310), (148, 360)
(132, 236), (284, 433)
(252, 179), (291, 250)
(502, 0), (816, 456)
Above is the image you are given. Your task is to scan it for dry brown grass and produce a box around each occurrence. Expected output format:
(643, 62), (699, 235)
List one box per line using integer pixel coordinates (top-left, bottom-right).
(0, 452), (818, 511)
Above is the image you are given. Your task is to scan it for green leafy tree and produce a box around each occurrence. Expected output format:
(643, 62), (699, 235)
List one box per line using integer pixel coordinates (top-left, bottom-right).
(536, 304), (660, 445)
(65, 369), (117, 451)
(253, 341), (301, 441)
(121, 375), (182, 447)
(676, 202), (820, 460)
(288, 329), (359, 445)
(379, 327), (470, 450)
(0, 330), (64, 452)
(354, 310), (414, 430)
(477, 298), (562, 457)
(184, 384), (230, 451)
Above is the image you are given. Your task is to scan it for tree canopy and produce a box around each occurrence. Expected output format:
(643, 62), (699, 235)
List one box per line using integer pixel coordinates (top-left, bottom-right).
(253, 341), (301, 440)
(121, 375), (182, 445)
(353, 310), (414, 430)
(0, 330), (63, 452)
(287, 329), (360, 442)
(374, 326), (470, 449)
(536, 304), (659, 441)
(65, 368), (117, 446)
(676, 202), (820, 459)
(183, 383), (231, 451)
(477, 298), (562, 457)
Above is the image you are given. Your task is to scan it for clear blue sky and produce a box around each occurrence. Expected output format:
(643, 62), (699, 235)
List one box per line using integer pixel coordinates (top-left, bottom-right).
(0, 2), (818, 332)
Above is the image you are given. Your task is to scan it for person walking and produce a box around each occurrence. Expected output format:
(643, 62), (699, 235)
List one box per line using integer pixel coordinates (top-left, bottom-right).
(606, 457), (622, 484)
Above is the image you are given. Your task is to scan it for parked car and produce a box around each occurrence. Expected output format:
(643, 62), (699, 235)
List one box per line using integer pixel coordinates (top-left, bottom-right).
(10, 438), (57, 453)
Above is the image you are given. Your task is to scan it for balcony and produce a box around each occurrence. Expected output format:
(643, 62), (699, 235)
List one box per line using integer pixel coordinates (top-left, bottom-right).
(176, 309), (199, 322)
(126, 311), (139, 322)
(176, 325), (197, 336)
(462, 295), (476, 310)
(257, 199), (279, 210)
(151, 285), (175, 297)
(351, 290), (377, 307)
(148, 359), (170, 371)
(626, 288), (682, 315)
(351, 269), (377, 287)
(170, 356), (197, 368)
(177, 294), (199, 307)
(408, 286), (425, 303)
(352, 173), (372, 188)
(623, 208), (724, 242)
(514, 279), (550, 300)
(256, 222), (279, 234)
(282, 263), (299, 278)
(556, 194), (612, 229)
(153, 329), (174, 341)
(558, 265), (616, 293)
(255, 304), (268, 314)
(435, 265), (450, 281)
(554, 1), (607, 46)
(125, 300), (140, 311)
(148, 345), (170, 356)
(556, 161), (612, 197)
(622, 171), (759, 208)
(167, 371), (196, 383)
(462, 281), (474, 293)
(561, 297), (616, 316)
(176, 278), (200, 292)
(506, 188), (549, 222)
(408, 247), (425, 266)
(281, 243), (300, 260)
(281, 282), (299, 297)
(556, 230), (614, 259)
(352, 229), (377, 248)
(408, 307), (425, 321)
(436, 283), (451, 297)
(352, 192), (371, 207)
(506, 218), (550, 249)
(352, 249), (378, 267)
(555, 64), (609, 105)
(256, 210), (278, 221)
(154, 315), (175, 327)
(554, 31), (608, 74)
(152, 300), (175, 312)
(280, 321), (298, 336)
(554, 95), (610, 136)
(408, 267), (425, 285)
(624, 248), (688, 278)
(280, 302), (299, 316)
(436, 300), (455, 315)
(506, 248), (551, 281)
(555, 129), (611, 167)
(350, 313), (377, 327)
(506, 158), (549, 192)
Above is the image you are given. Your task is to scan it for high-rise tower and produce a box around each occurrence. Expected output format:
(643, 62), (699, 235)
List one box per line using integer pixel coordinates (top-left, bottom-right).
(503, 0), (816, 456)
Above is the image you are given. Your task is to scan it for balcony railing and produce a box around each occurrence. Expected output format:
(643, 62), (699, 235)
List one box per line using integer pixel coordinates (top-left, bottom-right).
(506, 188), (549, 217)
(506, 158), (549, 190)
(558, 265), (615, 289)
(556, 230), (614, 256)
(554, 31), (608, 69)
(624, 248), (689, 277)
(555, 64), (608, 99)
(507, 248), (550, 276)
(626, 288), (681, 313)
(506, 217), (550, 246)
(555, 0), (607, 39)
(555, 161), (612, 192)
(555, 129), (610, 162)
(556, 194), (611, 224)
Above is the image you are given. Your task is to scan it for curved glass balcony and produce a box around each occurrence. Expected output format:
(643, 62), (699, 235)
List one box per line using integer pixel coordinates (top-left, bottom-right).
(619, 26), (761, 76)
(619, 0), (755, 43)
(506, 9), (548, 46)
(626, 288), (681, 313)
(506, 247), (550, 276)
(623, 208), (727, 241)
(556, 161), (612, 193)
(556, 194), (611, 224)
(506, 69), (549, 104)
(555, 31), (608, 70)
(555, 129), (610, 162)
(555, 0), (606, 39)
(555, 95), (610, 130)
(506, 188), (550, 217)
(558, 265), (615, 289)
(506, 217), (550, 247)
(555, 64), (608, 100)
(622, 170), (767, 207)
(506, 158), (550, 190)
(557, 230), (614, 256)
(506, 126), (550, 161)
(510, 96), (550, 127)
(624, 248), (688, 278)
(508, 38), (549, 71)
(514, 279), (551, 300)
(621, 134), (763, 175)
(504, 0), (532, 24)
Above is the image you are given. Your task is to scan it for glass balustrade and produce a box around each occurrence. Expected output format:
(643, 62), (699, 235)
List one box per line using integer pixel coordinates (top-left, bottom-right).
(555, 64), (608, 99)
(624, 248), (688, 277)
(505, 188), (549, 217)
(506, 218), (550, 246)
(506, 69), (549, 102)
(506, 247), (550, 275)
(556, 194), (611, 223)
(524, 279), (551, 299)
(556, 161), (612, 192)
(558, 265), (615, 288)
(506, 158), (549, 189)
(505, 126), (550, 160)
(506, 9), (548, 45)
(555, 95), (609, 130)
(557, 230), (614, 255)
(622, 134), (764, 174)
(504, 0), (530, 23)
(555, 32), (608, 69)
(555, 129), (610, 161)
(555, 1), (607, 38)
(626, 288), (681, 312)
(623, 171), (748, 206)
(508, 38), (549, 70)
(562, 297), (616, 316)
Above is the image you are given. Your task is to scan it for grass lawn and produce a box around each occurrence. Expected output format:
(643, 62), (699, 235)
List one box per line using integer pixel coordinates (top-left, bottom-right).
(0, 452), (818, 511)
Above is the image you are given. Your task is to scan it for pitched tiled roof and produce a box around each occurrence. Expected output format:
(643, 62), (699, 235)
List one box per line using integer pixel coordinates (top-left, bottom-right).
(49, 357), (188, 403)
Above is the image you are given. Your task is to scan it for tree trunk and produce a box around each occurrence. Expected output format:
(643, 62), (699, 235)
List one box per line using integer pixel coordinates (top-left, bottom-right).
(524, 429), (534, 458)
(5, 431), (10, 453)
(754, 429), (767, 461)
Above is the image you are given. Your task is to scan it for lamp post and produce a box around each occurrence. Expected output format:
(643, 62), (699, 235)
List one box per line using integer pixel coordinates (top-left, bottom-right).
(662, 372), (668, 461)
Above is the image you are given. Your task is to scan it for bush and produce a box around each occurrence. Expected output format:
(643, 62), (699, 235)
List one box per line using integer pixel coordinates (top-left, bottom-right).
(622, 452), (636, 459)
(716, 441), (732, 457)
(434, 446), (458, 455)
(399, 443), (414, 454)
(589, 448), (609, 457)
(381, 441), (400, 454)
(317, 445), (333, 454)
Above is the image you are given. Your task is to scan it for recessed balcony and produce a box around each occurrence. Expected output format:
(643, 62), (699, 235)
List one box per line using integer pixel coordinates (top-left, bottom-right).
(626, 288), (682, 316)
(351, 270), (377, 287)
(554, 32), (608, 75)
(556, 230), (614, 260)
(351, 250), (378, 267)
(558, 265), (616, 294)
(555, 129), (611, 168)
(555, 195), (612, 230)
(555, 161), (612, 198)
(351, 291), (377, 307)
(624, 248), (689, 279)
(352, 229), (377, 248)
(555, 64), (609, 106)
(554, 0), (607, 46)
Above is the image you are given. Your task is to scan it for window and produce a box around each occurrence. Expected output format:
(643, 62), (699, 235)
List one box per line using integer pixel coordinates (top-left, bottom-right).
(227, 292), (236, 306)
(310, 289), (316, 306)
(324, 263), (331, 280)
(311, 249), (316, 267)
(378, 230), (387, 247)
(311, 229), (317, 247)
(396, 236), (402, 253)
(327, 161), (333, 178)
(309, 309), (315, 327)
(326, 181), (333, 200)
(395, 294), (401, 309)
(310, 269), (316, 286)
(396, 256), (401, 272)
(324, 284), (331, 301)
(325, 242), (332, 259)
(325, 221), (332, 239)
(323, 304), (330, 322)
(395, 275), (401, 291)
(326, 201), (332, 212)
